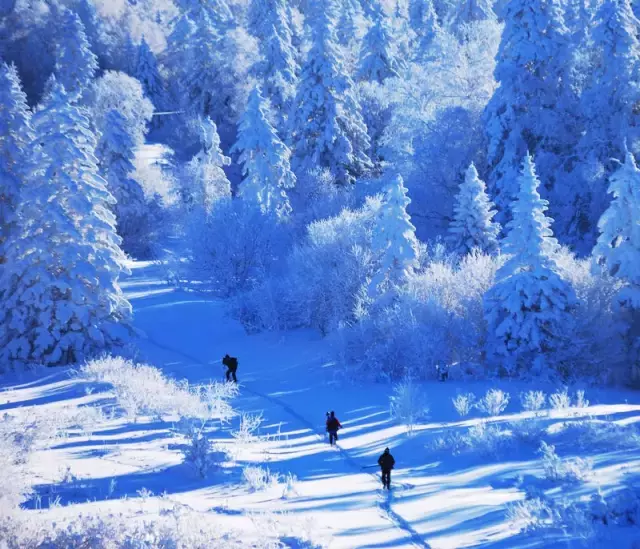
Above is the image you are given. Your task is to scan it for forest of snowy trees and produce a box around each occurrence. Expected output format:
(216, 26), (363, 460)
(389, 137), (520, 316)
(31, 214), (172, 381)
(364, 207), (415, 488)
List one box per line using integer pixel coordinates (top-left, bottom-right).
(1, 0), (640, 384)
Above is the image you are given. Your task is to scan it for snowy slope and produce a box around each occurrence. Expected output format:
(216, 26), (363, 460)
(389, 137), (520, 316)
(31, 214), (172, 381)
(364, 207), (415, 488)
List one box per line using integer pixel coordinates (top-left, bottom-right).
(3, 259), (640, 548)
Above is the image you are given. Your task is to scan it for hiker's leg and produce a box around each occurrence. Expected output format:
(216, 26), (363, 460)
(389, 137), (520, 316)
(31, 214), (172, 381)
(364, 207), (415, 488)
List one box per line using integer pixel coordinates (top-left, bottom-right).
(232, 370), (237, 383)
(226, 369), (231, 382)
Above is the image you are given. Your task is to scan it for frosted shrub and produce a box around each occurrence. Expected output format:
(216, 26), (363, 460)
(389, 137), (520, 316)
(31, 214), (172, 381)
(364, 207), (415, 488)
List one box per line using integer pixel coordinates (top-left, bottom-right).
(574, 390), (589, 409)
(520, 390), (547, 413)
(452, 393), (476, 418)
(389, 377), (430, 435)
(539, 441), (593, 483)
(243, 466), (279, 492)
(476, 389), (510, 416)
(549, 388), (571, 411)
(281, 473), (299, 500)
(232, 413), (264, 445)
(175, 418), (226, 479)
(507, 497), (554, 533)
(432, 422), (512, 457)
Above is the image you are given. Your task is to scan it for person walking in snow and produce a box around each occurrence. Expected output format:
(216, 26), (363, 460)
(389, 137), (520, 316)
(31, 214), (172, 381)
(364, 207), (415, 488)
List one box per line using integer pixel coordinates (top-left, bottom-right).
(326, 410), (342, 446)
(378, 447), (395, 489)
(222, 353), (238, 383)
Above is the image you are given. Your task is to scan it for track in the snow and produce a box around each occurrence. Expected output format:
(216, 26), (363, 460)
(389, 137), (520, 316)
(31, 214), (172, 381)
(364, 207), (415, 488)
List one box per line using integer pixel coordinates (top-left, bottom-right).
(144, 335), (431, 549)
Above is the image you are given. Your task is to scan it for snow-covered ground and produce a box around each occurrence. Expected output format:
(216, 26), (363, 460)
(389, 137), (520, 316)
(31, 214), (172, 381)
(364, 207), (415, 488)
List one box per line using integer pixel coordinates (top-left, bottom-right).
(3, 259), (640, 548)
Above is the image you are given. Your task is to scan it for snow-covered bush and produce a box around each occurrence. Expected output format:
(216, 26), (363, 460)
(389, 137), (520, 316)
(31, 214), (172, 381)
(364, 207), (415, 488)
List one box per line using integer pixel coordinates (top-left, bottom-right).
(243, 466), (280, 492)
(389, 376), (430, 435)
(432, 421), (512, 457)
(452, 393), (476, 418)
(574, 390), (589, 409)
(520, 390), (547, 414)
(281, 473), (299, 500)
(558, 419), (640, 451)
(231, 413), (264, 446)
(539, 441), (593, 483)
(476, 389), (510, 416)
(549, 388), (571, 411)
(175, 418), (226, 479)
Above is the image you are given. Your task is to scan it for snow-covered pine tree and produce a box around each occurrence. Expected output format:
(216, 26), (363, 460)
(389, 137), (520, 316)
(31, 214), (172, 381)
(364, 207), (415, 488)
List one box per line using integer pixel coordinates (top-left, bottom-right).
(183, 117), (231, 213)
(357, 1), (404, 83)
(336, 0), (362, 47)
(54, 9), (98, 101)
(571, 0), (640, 250)
(369, 174), (419, 300)
(447, 163), (500, 255)
(483, 0), (574, 230)
(95, 109), (148, 257)
(0, 63), (33, 263)
(289, 0), (372, 185)
(0, 81), (131, 368)
(593, 151), (640, 373)
(415, 0), (443, 62)
(248, 0), (299, 130)
(176, 0), (232, 27)
(452, 0), (496, 28)
(231, 86), (295, 219)
(135, 37), (165, 111)
(484, 154), (576, 375)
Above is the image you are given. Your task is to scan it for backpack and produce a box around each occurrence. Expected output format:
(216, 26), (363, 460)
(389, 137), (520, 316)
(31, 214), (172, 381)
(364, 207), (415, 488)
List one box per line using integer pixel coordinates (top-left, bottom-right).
(228, 357), (238, 370)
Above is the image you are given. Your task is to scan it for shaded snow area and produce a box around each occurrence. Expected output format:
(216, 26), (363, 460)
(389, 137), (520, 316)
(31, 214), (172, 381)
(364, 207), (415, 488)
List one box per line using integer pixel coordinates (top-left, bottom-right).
(3, 260), (640, 548)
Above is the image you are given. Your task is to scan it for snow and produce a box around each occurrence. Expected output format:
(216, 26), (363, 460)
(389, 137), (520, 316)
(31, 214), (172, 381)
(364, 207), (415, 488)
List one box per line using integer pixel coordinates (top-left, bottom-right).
(3, 259), (640, 547)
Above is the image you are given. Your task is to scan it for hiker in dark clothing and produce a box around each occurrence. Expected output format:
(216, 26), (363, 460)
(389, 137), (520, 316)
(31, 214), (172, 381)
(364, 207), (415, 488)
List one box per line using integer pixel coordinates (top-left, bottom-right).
(222, 354), (238, 383)
(326, 411), (342, 446)
(378, 447), (395, 489)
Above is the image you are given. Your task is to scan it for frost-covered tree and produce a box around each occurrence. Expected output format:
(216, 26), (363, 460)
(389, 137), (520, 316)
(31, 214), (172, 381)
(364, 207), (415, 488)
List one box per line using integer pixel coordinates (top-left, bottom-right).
(289, 0), (372, 185)
(134, 37), (164, 110)
(0, 63), (33, 263)
(231, 86), (295, 219)
(369, 174), (419, 299)
(54, 9), (98, 101)
(571, 0), (640, 249)
(452, 0), (496, 28)
(95, 109), (148, 257)
(248, 0), (299, 130)
(0, 81), (131, 368)
(484, 154), (576, 375)
(336, 0), (362, 47)
(593, 151), (640, 371)
(176, 0), (232, 26)
(484, 0), (574, 228)
(357, 1), (404, 83)
(447, 163), (500, 255)
(415, 0), (443, 62)
(182, 117), (231, 213)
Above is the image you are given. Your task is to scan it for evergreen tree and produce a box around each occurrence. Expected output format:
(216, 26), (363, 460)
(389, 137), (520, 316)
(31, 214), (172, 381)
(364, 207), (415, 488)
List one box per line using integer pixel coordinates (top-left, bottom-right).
(183, 117), (231, 213)
(54, 9), (98, 101)
(483, 0), (573, 229)
(452, 0), (496, 27)
(95, 109), (148, 257)
(415, 0), (443, 62)
(484, 154), (575, 375)
(369, 174), (419, 300)
(357, 1), (404, 83)
(176, 0), (232, 27)
(248, 0), (299, 130)
(572, 0), (640, 249)
(0, 81), (131, 368)
(289, 0), (372, 185)
(336, 0), (362, 47)
(447, 163), (500, 255)
(231, 86), (295, 219)
(135, 37), (165, 110)
(0, 63), (33, 263)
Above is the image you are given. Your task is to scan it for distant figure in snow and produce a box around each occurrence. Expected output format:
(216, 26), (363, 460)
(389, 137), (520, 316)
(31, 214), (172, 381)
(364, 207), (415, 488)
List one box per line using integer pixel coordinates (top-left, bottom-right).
(436, 363), (449, 382)
(326, 410), (342, 446)
(222, 354), (238, 383)
(325, 411), (330, 439)
(378, 447), (395, 489)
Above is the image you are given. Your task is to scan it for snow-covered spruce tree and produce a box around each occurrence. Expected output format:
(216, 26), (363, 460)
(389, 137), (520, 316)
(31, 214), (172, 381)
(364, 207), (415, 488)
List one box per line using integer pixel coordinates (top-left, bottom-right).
(336, 0), (363, 47)
(248, 0), (299, 131)
(483, 0), (574, 230)
(447, 163), (500, 255)
(0, 63), (33, 263)
(572, 0), (640, 249)
(176, 0), (232, 27)
(95, 109), (149, 257)
(593, 151), (640, 378)
(54, 9), (98, 101)
(415, 0), (443, 63)
(369, 174), (419, 301)
(0, 81), (132, 368)
(134, 37), (165, 112)
(182, 117), (231, 213)
(484, 154), (576, 376)
(452, 0), (496, 29)
(231, 86), (295, 219)
(357, 1), (404, 83)
(289, 0), (372, 185)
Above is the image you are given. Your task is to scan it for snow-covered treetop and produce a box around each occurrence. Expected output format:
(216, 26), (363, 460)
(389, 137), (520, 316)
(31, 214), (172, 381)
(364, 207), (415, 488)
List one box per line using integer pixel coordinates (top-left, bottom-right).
(231, 85), (295, 219)
(593, 150), (640, 287)
(447, 163), (500, 255)
(357, 1), (404, 83)
(369, 174), (419, 297)
(499, 153), (560, 279)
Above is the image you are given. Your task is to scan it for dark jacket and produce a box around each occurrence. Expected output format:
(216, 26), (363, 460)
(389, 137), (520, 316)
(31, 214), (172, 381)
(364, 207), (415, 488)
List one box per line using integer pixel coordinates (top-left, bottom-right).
(223, 356), (238, 371)
(378, 452), (395, 471)
(326, 416), (341, 432)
